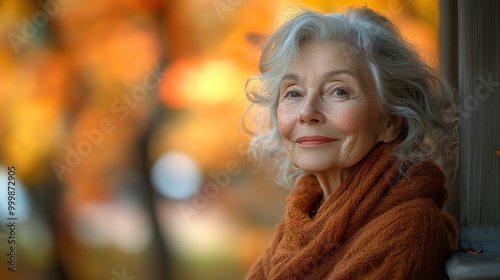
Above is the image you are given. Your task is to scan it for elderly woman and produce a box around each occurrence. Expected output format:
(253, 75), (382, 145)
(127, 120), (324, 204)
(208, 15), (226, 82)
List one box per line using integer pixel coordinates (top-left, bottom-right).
(245, 6), (458, 280)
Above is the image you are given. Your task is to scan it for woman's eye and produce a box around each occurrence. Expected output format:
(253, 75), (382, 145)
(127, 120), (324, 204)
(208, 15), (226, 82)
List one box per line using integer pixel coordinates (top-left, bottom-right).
(332, 89), (349, 97)
(286, 91), (301, 98)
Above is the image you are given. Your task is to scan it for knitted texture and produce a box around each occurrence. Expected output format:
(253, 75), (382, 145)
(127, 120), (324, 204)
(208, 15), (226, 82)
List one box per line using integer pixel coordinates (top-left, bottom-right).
(246, 142), (457, 280)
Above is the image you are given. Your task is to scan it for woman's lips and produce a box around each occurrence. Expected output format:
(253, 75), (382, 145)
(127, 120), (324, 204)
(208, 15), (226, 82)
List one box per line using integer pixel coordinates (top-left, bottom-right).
(296, 136), (335, 146)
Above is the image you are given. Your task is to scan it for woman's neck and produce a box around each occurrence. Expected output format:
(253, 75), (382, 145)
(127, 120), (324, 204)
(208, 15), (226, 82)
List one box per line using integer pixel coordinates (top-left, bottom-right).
(313, 167), (355, 200)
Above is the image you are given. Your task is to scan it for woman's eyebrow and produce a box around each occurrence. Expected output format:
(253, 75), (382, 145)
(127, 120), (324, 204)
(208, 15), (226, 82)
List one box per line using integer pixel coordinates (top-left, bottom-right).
(281, 73), (300, 82)
(280, 69), (358, 84)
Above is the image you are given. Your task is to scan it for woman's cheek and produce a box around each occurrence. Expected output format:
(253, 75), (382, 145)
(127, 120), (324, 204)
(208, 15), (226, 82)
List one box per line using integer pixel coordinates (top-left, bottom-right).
(340, 109), (383, 151)
(334, 106), (369, 135)
(327, 111), (351, 135)
(277, 105), (293, 140)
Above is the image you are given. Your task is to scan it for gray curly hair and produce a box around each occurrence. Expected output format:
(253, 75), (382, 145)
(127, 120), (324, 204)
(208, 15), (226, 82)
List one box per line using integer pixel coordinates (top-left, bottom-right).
(244, 6), (458, 189)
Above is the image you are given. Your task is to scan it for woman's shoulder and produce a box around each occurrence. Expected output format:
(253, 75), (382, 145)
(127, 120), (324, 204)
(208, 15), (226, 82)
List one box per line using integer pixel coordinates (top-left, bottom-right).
(358, 198), (457, 252)
(331, 199), (455, 279)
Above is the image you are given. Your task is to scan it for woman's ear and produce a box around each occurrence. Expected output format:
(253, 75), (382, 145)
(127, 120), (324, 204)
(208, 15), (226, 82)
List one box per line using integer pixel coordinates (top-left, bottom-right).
(379, 116), (403, 143)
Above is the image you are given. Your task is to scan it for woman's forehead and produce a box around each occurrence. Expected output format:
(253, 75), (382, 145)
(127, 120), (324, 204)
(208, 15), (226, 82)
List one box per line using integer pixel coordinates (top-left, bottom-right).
(283, 40), (366, 82)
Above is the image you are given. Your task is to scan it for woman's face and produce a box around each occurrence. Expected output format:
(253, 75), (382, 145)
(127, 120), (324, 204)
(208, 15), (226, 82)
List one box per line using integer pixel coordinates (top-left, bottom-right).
(277, 40), (398, 176)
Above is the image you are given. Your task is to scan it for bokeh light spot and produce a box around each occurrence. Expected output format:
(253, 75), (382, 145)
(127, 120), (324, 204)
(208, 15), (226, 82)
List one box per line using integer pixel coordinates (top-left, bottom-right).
(150, 152), (201, 200)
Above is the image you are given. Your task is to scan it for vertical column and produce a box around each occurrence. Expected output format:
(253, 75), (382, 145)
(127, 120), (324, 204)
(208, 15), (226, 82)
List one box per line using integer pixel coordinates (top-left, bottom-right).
(439, 0), (460, 223)
(458, 0), (500, 253)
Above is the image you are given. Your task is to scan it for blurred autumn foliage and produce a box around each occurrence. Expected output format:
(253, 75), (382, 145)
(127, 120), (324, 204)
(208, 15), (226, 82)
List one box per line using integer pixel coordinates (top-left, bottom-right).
(0, 0), (438, 279)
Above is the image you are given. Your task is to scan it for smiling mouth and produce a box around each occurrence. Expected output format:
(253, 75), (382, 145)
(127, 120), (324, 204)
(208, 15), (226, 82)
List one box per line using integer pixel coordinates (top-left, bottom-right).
(296, 136), (336, 146)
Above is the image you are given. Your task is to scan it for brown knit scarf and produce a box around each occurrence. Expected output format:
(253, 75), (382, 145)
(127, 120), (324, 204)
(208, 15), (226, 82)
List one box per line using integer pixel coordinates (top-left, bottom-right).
(246, 141), (457, 280)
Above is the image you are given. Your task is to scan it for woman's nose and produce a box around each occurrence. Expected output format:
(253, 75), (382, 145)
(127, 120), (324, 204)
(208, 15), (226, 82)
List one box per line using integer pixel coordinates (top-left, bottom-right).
(298, 95), (326, 125)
